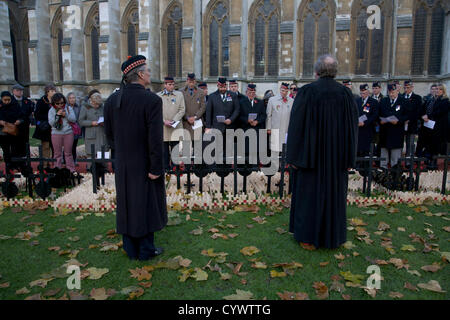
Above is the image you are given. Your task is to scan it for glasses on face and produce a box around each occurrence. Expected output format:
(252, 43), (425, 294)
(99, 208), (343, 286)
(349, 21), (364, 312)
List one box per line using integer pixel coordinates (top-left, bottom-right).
(54, 101), (65, 106)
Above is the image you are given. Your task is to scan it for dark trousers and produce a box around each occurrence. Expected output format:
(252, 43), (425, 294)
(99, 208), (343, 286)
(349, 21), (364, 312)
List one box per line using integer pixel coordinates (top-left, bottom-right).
(72, 138), (79, 163)
(122, 233), (155, 260)
(16, 134), (29, 157)
(405, 134), (416, 157)
(0, 135), (20, 172)
(164, 141), (177, 170)
(357, 150), (370, 176)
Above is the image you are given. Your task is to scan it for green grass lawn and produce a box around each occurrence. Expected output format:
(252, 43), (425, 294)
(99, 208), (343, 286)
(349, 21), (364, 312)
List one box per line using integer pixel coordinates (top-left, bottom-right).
(0, 202), (448, 300)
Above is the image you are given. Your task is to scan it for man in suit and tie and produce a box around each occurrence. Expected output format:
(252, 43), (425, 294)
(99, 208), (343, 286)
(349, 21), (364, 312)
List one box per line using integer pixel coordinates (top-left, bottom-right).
(371, 82), (384, 102)
(205, 77), (240, 133)
(378, 84), (411, 169)
(229, 79), (243, 99)
(371, 81), (384, 161)
(356, 84), (379, 176)
(205, 77), (240, 167)
(356, 84), (379, 157)
(238, 84), (266, 165)
(402, 80), (423, 156)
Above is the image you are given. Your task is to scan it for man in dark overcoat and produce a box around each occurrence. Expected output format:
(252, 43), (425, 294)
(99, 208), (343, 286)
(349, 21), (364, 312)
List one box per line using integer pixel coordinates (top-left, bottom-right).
(402, 80), (423, 156)
(356, 84), (379, 156)
(378, 84), (411, 169)
(104, 55), (167, 261)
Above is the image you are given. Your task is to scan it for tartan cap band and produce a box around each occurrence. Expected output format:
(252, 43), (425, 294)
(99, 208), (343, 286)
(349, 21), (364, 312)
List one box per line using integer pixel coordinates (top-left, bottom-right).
(123, 59), (146, 75)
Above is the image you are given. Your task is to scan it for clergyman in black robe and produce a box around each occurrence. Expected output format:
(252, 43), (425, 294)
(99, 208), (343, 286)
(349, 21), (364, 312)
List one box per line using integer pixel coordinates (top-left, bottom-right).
(286, 55), (358, 249)
(104, 55), (167, 261)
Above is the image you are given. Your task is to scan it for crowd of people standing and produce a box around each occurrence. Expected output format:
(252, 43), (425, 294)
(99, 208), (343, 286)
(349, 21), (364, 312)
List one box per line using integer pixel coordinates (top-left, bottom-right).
(0, 84), (107, 178)
(0, 76), (448, 178)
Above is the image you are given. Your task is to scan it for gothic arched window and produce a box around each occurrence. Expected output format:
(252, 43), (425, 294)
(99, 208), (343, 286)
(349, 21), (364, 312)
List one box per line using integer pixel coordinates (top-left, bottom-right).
(205, 1), (230, 77)
(250, 0), (280, 77)
(411, 0), (446, 75)
(91, 25), (100, 80)
(127, 9), (139, 57)
(85, 5), (100, 81)
(298, 0), (335, 77)
(51, 8), (64, 81)
(163, 2), (183, 78)
(352, 0), (389, 76)
(121, 1), (139, 58)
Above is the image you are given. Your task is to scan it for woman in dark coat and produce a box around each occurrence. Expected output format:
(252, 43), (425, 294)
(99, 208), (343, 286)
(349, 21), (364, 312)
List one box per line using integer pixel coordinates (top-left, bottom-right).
(0, 91), (25, 172)
(33, 84), (56, 167)
(418, 84), (449, 167)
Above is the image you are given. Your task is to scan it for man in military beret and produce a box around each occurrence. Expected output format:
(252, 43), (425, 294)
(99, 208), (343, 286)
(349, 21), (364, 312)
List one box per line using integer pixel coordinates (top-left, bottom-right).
(356, 84), (379, 167)
(378, 84), (411, 169)
(158, 77), (186, 170)
(402, 80), (423, 156)
(289, 83), (298, 99)
(181, 73), (205, 142)
(205, 77), (240, 133)
(266, 83), (293, 153)
(104, 55), (166, 261)
(342, 79), (358, 99)
(198, 82), (208, 103)
(371, 82), (384, 103)
(229, 79), (245, 102)
(371, 81), (384, 161)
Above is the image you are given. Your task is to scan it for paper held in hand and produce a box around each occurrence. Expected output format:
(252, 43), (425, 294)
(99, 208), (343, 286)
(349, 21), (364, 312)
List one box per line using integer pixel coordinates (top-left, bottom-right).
(248, 113), (257, 121)
(359, 115), (368, 122)
(192, 119), (203, 130)
(97, 116), (104, 124)
(171, 120), (180, 128)
(216, 115), (226, 123)
(423, 119), (435, 130)
(380, 115), (399, 123)
(96, 151), (110, 159)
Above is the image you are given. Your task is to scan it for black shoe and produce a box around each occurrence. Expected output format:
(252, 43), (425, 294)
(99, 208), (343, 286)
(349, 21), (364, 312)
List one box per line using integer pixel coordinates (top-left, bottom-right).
(149, 247), (164, 257)
(139, 247), (164, 261)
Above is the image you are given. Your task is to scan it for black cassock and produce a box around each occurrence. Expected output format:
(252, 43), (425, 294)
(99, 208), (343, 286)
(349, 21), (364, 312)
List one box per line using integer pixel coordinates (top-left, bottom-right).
(104, 83), (167, 238)
(286, 77), (358, 249)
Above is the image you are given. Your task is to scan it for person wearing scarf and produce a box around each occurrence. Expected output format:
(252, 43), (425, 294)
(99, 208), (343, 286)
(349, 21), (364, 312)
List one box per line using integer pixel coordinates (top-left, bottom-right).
(0, 91), (24, 172)
(48, 93), (77, 173)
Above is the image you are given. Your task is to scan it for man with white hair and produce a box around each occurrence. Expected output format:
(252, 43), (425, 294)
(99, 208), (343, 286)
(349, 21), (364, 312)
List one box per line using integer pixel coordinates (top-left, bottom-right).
(104, 55), (166, 261)
(287, 54), (358, 249)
